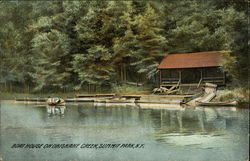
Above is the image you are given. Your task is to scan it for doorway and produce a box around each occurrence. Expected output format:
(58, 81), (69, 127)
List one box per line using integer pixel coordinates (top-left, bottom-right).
(181, 69), (201, 84)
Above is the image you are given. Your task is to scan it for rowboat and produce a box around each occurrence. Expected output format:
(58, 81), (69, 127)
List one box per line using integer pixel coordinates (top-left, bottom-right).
(47, 98), (65, 106)
(195, 101), (237, 106)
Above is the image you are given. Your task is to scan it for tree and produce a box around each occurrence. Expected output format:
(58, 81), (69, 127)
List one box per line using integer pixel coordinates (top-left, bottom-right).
(73, 1), (135, 88)
(163, 1), (233, 53)
(112, 3), (138, 82)
(28, 1), (89, 91)
(0, 0), (248, 92)
(73, 45), (114, 90)
(131, 4), (166, 80)
(0, 2), (35, 92)
(221, 7), (248, 87)
(31, 29), (71, 91)
(113, 28), (138, 82)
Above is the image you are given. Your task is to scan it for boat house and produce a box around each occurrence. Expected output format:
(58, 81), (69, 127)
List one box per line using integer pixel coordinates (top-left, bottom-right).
(158, 51), (226, 87)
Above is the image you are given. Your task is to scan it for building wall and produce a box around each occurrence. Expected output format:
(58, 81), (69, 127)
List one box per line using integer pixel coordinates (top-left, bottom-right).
(160, 67), (225, 85)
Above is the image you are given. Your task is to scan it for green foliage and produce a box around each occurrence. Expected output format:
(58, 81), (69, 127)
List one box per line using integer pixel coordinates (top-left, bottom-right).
(215, 88), (249, 103)
(31, 29), (71, 91)
(131, 4), (166, 79)
(220, 8), (248, 87)
(0, 2), (36, 89)
(111, 84), (151, 95)
(164, 1), (233, 53)
(73, 45), (115, 89)
(0, 1), (248, 93)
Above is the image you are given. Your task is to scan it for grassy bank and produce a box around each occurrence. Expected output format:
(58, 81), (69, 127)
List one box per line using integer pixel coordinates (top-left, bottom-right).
(0, 92), (80, 100)
(2, 86), (248, 109)
(111, 84), (152, 95)
(214, 87), (249, 107)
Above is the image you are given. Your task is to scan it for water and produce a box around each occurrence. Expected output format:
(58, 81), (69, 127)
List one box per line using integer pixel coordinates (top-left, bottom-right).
(0, 101), (249, 161)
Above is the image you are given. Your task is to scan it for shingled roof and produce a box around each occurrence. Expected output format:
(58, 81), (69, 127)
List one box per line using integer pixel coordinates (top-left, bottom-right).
(158, 51), (223, 69)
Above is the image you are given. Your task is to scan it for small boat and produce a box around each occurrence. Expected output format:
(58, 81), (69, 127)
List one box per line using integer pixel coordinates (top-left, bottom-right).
(195, 101), (237, 106)
(47, 98), (65, 106)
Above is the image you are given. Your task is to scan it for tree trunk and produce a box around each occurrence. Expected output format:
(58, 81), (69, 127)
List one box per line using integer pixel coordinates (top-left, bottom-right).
(88, 83), (90, 93)
(121, 65), (123, 82)
(10, 83), (12, 93)
(4, 81), (7, 92)
(124, 64), (126, 82)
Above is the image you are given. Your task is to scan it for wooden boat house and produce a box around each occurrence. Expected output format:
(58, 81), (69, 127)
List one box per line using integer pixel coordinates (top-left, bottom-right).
(158, 51), (226, 87)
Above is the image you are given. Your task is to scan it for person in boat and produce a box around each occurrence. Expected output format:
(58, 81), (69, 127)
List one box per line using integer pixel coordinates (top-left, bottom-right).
(47, 97), (65, 106)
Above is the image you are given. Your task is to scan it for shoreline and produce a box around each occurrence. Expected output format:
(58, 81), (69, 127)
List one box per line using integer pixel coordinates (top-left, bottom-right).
(3, 100), (248, 110)
(12, 94), (193, 105)
(1, 88), (248, 108)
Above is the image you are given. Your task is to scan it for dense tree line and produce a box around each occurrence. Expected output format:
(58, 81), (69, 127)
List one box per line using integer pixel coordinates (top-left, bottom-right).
(0, 1), (248, 92)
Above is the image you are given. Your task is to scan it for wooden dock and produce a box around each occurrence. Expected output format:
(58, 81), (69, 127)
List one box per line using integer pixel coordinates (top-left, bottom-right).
(15, 98), (47, 102)
(15, 94), (194, 105)
(75, 93), (115, 98)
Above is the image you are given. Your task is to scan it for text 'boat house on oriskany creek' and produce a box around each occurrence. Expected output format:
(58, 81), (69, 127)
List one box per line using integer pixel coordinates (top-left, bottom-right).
(157, 51), (226, 89)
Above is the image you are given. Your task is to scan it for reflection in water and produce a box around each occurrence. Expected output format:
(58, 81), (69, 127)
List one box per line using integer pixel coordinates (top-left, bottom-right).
(46, 105), (66, 117)
(1, 101), (248, 161)
(77, 103), (246, 149)
(148, 107), (247, 149)
(149, 107), (240, 133)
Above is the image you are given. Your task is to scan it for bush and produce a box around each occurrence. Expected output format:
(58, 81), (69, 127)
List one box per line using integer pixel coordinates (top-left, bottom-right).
(111, 84), (151, 95)
(215, 88), (249, 103)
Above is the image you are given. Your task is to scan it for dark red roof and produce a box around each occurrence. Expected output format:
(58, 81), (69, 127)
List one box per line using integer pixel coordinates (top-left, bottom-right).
(158, 51), (223, 69)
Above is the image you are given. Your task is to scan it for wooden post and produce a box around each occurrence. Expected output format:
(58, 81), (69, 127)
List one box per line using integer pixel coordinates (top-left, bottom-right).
(180, 71), (182, 78)
(4, 81), (7, 91)
(121, 65), (123, 82)
(200, 69), (203, 79)
(178, 70), (182, 83)
(197, 69), (203, 88)
(10, 83), (12, 93)
(159, 70), (162, 87)
(124, 64), (126, 82)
